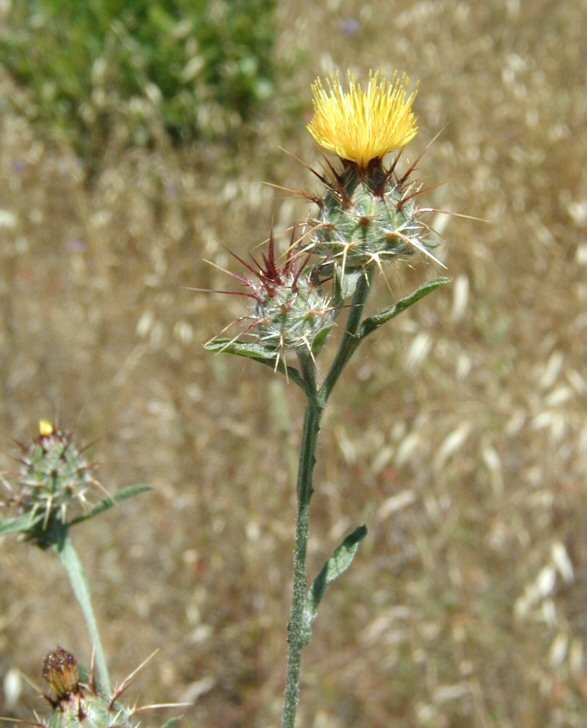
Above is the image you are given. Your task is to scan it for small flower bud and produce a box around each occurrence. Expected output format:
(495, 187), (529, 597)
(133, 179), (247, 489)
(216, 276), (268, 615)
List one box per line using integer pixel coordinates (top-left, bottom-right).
(43, 647), (80, 701)
(5, 421), (99, 546)
(253, 268), (332, 350)
(214, 234), (333, 352)
(41, 648), (139, 727)
(39, 419), (56, 437)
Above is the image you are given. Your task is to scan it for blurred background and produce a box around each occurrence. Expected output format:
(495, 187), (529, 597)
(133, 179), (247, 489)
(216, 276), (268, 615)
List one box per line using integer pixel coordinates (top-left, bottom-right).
(0, 0), (586, 725)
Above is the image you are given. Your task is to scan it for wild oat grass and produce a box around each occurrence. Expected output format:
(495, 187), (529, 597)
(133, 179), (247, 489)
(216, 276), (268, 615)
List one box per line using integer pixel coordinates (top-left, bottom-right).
(0, 0), (586, 726)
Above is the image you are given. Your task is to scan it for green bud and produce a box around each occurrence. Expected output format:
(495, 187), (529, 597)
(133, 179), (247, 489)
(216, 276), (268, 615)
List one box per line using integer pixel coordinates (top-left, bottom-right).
(310, 161), (435, 273)
(11, 422), (95, 544)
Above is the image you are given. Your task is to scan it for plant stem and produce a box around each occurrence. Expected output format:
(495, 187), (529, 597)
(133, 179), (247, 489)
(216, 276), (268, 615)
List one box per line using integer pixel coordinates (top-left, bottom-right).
(57, 533), (111, 695)
(321, 270), (373, 402)
(282, 352), (322, 727)
(282, 274), (373, 726)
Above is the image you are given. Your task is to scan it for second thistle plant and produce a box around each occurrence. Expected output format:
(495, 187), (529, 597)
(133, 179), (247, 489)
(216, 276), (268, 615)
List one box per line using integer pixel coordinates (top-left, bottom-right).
(205, 69), (452, 727)
(0, 421), (150, 697)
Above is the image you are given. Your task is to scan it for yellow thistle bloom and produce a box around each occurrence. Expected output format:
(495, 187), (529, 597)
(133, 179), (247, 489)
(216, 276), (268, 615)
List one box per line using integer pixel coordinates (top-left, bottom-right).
(39, 419), (55, 436)
(307, 70), (418, 168)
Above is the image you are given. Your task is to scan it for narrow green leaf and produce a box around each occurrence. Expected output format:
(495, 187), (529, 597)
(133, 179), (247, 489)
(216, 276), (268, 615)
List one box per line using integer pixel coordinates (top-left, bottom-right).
(57, 535), (111, 694)
(204, 337), (280, 361)
(162, 719), (182, 728)
(0, 512), (43, 537)
(339, 269), (365, 300)
(311, 324), (333, 357)
(204, 338), (305, 389)
(69, 484), (151, 527)
(360, 277), (451, 338)
(302, 525), (367, 643)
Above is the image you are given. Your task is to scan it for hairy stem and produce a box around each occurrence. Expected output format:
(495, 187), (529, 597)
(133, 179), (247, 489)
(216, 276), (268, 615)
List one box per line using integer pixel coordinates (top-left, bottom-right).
(321, 270), (373, 402)
(282, 273), (373, 726)
(282, 352), (322, 727)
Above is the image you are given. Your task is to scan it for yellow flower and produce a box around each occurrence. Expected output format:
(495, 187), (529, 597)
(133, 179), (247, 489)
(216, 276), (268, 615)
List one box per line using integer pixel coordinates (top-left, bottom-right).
(307, 70), (418, 168)
(39, 419), (55, 437)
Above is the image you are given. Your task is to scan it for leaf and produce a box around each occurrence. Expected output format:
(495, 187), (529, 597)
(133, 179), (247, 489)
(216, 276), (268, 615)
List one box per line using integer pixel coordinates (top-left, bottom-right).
(204, 338), (305, 389)
(311, 324), (333, 358)
(161, 719), (182, 728)
(57, 535), (111, 693)
(204, 337), (280, 362)
(0, 512), (43, 537)
(68, 484), (151, 527)
(301, 525), (367, 644)
(339, 269), (365, 300)
(360, 277), (451, 338)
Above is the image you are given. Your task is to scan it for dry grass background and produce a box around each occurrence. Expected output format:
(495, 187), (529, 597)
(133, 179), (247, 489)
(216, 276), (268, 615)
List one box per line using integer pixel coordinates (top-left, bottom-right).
(1, 0), (586, 726)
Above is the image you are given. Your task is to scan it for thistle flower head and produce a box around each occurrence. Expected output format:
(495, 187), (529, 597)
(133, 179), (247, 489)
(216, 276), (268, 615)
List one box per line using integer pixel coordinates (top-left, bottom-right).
(215, 234), (333, 352)
(307, 70), (418, 168)
(3, 421), (98, 545)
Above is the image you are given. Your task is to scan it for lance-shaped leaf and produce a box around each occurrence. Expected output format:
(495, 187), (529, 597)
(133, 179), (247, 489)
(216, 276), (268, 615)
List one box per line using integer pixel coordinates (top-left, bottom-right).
(311, 323), (333, 358)
(68, 484), (151, 527)
(0, 511), (44, 537)
(204, 337), (279, 362)
(301, 525), (367, 644)
(360, 276), (451, 339)
(162, 719), (183, 728)
(339, 268), (366, 300)
(204, 338), (305, 389)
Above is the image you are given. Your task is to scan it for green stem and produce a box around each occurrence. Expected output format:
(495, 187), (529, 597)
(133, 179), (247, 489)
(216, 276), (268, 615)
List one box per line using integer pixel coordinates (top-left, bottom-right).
(57, 533), (111, 695)
(320, 270), (373, 402)
(282, 352), (322, 727)
(282, 273), (373, 726)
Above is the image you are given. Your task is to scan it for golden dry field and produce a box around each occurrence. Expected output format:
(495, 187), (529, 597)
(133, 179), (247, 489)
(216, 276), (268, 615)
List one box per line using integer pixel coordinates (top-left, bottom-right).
(1, 1), (586, 726)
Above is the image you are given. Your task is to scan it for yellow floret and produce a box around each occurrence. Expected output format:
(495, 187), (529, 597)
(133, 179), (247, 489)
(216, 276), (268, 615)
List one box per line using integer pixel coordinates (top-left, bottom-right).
(307, 70), (418, 168)
(39, 419), (55, 436)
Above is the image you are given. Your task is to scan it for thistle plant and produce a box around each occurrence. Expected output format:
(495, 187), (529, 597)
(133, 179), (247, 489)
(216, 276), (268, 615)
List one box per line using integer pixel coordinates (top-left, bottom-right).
(0, 421), (149, 698)
(205, 70), (452, 726)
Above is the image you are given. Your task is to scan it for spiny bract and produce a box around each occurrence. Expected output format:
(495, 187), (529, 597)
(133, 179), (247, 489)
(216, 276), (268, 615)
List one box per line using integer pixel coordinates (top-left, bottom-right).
(253, 269), (332, 349)
(310, 164), (432, 273)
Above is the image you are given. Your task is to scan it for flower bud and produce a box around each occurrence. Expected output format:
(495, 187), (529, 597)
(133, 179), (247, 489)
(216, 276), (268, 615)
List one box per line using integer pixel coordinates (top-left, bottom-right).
(43, 647), (80, 701)
(42, 648), (138, 728)
(217, 234), (333, 352)
(10, 421), (96, 542)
